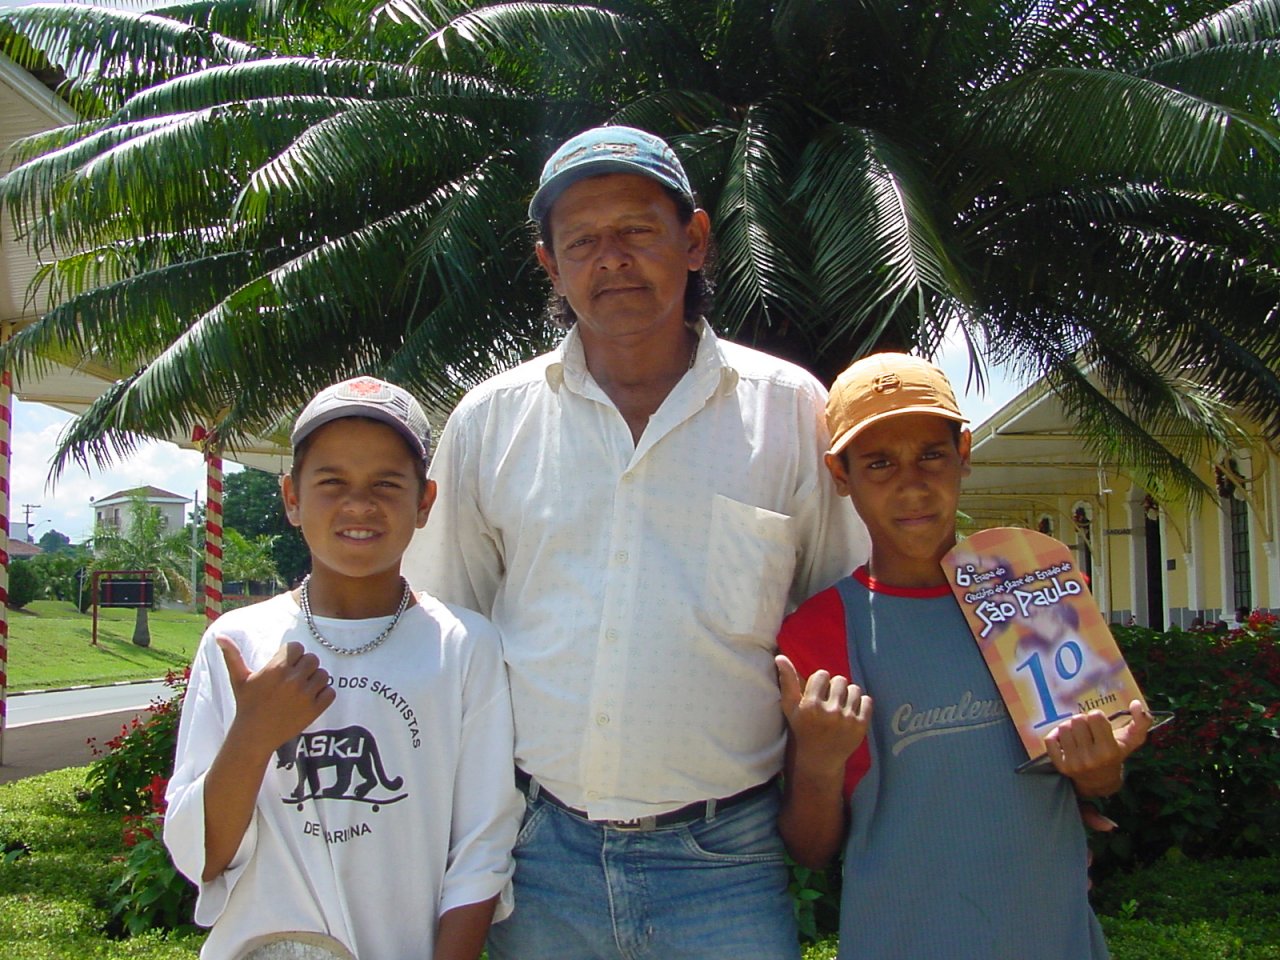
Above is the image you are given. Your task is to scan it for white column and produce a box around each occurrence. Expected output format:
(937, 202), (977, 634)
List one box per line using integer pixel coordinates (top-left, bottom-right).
(0, 365), (11, 765)
(1127, 494), (1148, 625)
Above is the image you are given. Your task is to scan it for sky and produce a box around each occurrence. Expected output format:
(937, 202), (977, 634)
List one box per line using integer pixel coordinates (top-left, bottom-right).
(8, 334), (1026, 546)
(0, 0), (1028, 541)
(9, 397), (222, 544)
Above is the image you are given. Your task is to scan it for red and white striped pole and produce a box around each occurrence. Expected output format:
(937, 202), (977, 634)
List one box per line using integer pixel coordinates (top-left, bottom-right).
(193, 427), (223, 625)
(0, 367), (12, 765)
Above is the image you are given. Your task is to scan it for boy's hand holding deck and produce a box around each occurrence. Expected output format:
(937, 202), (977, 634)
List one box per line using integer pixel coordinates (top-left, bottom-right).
(776, 353), (1150, 960)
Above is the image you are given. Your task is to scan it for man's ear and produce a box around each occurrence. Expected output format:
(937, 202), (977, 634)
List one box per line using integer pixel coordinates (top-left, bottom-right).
(416, 479), (437, 529)
(959, 428), (973, 478)
(686, 208), (711, 271)
(280, 473), (302, 528)
(824, 451), (852, 498)
(535, 241), (562, 295)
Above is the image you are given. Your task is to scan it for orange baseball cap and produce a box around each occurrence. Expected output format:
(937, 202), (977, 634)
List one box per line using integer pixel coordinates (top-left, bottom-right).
(826, 353), (967, 456)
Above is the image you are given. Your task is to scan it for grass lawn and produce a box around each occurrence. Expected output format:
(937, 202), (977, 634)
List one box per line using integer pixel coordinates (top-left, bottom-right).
(2, 768), (1277, 960)
(5, 601), (204, 691)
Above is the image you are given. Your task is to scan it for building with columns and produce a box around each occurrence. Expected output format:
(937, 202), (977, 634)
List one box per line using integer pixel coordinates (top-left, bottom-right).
(963, 377), (1278, 629)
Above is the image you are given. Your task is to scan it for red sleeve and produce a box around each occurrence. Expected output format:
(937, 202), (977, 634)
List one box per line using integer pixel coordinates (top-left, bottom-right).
(777, 586), (872, 800)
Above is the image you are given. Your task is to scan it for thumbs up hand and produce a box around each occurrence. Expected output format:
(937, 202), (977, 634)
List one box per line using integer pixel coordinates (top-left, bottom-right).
(217, 636), (336, 753)
(776, 654), (872, 776)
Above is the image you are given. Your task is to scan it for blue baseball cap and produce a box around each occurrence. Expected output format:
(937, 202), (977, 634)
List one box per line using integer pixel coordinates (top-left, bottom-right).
(528, 125), (695, 222)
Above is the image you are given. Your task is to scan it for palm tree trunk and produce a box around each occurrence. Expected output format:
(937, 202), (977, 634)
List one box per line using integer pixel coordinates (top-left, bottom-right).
(132, 605), (151, 647)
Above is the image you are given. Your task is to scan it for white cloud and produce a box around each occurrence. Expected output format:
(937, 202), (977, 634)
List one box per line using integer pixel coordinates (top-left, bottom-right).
(8, 398), (219, 544)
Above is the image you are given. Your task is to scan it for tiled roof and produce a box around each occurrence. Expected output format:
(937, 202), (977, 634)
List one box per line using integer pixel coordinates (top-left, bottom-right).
(94, 485), (190, 504)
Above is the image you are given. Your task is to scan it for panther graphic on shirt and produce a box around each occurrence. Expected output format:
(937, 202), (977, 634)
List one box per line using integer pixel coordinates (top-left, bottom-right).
(275, 725), (407, 805)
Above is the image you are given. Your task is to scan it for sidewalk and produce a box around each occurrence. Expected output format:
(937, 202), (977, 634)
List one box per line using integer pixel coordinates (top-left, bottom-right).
(0, 708), (148, 786)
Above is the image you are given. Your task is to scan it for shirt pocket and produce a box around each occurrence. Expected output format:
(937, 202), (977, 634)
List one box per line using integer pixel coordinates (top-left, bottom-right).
(702, 495), (798, 639)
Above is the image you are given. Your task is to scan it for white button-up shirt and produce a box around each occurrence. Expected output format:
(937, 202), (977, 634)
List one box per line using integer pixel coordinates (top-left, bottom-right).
(404, 323), (867, 820)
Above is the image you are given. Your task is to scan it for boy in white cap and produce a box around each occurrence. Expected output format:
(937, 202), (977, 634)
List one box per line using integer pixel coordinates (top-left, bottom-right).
(165, 376), (522, 960)
(775, 353), (1152, 959)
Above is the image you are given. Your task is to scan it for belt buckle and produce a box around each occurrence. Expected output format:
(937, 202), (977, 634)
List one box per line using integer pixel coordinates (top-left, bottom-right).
(604, 815), (658, 832)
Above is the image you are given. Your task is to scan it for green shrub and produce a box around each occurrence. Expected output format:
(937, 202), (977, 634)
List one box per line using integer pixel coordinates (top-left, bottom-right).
(24, 550), (92, 607)
(84, 671), (186, 814)
(1103, 917), (1280, 960)
(111, 806), (196, 938)
(1100, 619), (1280, 871)
(8, 559), (40, 609)
(789, 858), (841, 942)
(81, 671), (197, 934)
(1093, 852), (1280, 924)
(1099, 854), (1280, 960)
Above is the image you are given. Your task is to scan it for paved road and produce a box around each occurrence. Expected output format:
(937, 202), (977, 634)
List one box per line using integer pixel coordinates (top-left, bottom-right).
(7, 681), (171, 726)
(0, 682), (175, 786)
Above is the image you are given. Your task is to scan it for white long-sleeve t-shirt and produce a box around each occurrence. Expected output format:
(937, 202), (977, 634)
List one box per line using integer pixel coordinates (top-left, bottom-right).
(164, 592), (521, 960)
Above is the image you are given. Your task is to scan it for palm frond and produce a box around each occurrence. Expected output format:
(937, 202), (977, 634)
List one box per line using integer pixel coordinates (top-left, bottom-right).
(965, 67), (1280, 198)
(1150, 0), (1280, 61)
(421, 1), (696, 88)
(793, 123), (973, 359)
(1046, 360), (1230, 504)
(713, 101), (813, 344)
(0, 3), (263, 113)
(3, 251), (261, 378)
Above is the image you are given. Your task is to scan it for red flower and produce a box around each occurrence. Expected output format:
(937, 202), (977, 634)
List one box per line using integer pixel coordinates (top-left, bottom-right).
(146, 776), (169, 814)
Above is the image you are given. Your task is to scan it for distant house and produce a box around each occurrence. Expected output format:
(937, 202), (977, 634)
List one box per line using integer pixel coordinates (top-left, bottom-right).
(92, 486), (191, 539)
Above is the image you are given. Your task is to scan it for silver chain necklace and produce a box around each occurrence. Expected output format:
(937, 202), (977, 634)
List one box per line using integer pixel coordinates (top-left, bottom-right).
(298, 574), (412, 656)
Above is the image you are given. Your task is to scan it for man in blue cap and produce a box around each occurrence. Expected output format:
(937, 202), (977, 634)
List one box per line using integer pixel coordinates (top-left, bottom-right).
(405, 125), (867, 959)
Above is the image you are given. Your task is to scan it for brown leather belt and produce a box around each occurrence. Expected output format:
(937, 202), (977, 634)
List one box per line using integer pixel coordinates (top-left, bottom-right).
(514, 768), (777, 832)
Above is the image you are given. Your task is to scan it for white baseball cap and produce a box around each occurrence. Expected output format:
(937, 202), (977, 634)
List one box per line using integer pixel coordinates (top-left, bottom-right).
(291, 376), (431, 460)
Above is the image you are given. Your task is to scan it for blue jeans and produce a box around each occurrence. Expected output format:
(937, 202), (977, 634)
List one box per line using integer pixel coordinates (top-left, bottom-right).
(487, 784), (799, 960)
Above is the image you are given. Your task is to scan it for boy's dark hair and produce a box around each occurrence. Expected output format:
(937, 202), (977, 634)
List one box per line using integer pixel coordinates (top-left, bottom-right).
(290, 418), (429, 494)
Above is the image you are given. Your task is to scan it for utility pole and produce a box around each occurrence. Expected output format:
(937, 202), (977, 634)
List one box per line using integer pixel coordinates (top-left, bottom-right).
(21, 503), (40, 537)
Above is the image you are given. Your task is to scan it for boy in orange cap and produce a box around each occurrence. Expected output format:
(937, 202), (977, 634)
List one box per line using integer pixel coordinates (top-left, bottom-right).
(775, 353), (1151, 959)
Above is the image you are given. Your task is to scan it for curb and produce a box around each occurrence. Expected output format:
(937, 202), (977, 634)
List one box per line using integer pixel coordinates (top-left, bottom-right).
(8, 678), (169, 697)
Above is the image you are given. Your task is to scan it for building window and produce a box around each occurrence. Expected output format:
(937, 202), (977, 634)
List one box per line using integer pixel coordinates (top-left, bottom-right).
(1229, 494), (1251, 612)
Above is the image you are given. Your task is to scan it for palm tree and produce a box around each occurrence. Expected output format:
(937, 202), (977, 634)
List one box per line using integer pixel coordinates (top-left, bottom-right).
(92, 494), (194, 647)
(2, 0), (1279, 500)
(222, 528), (281, 595)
